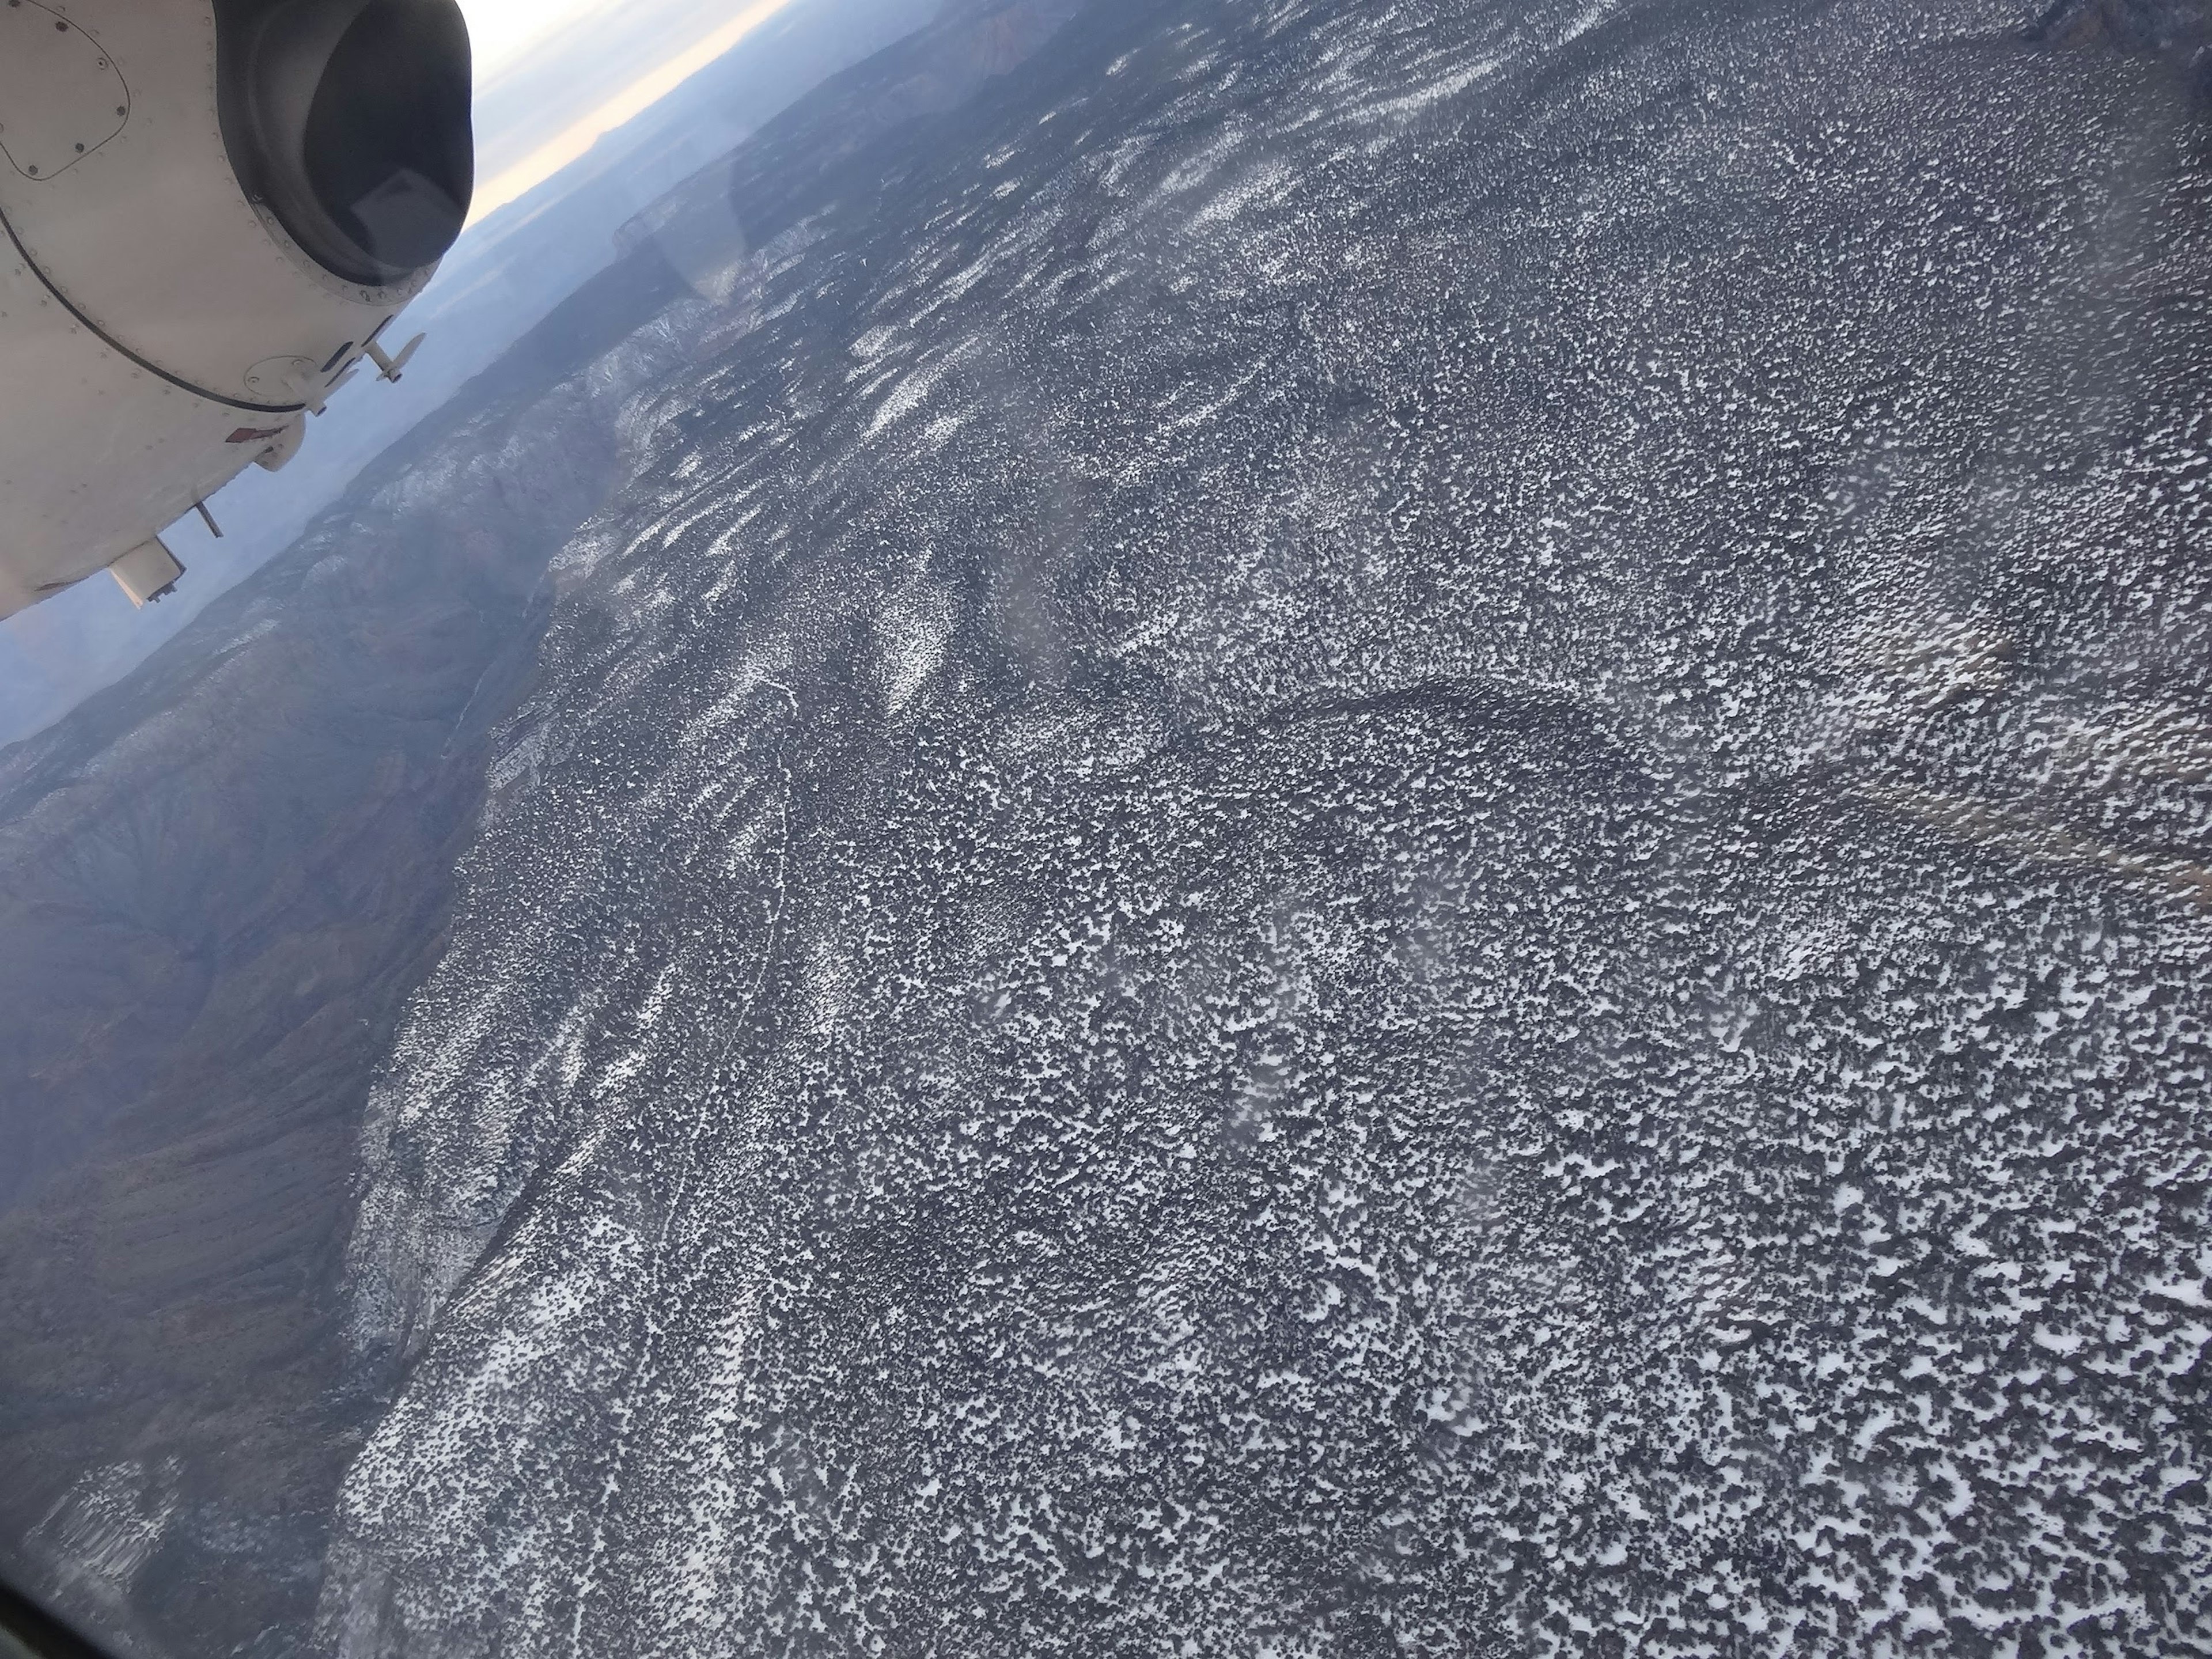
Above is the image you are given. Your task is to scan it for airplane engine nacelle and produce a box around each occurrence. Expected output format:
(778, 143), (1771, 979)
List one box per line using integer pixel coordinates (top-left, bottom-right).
(0, 0), (472, 617)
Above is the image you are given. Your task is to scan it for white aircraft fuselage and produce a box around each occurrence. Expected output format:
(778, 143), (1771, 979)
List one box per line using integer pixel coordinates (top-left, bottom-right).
(0, 0), (471, 616)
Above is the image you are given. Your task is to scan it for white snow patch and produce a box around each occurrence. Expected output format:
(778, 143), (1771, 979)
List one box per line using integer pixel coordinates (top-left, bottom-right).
(1358, 58), (1499, 123)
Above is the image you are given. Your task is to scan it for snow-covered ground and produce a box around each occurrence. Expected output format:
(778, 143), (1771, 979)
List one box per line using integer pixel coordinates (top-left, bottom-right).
(320, 0), (2212, 1652)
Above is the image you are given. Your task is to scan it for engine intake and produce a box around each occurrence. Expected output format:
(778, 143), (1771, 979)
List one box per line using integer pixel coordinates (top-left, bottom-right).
(215, 0), (474, 286)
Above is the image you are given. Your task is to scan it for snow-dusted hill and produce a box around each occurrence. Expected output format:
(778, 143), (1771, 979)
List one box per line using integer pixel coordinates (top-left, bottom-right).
(319, 0), (2212, 1653)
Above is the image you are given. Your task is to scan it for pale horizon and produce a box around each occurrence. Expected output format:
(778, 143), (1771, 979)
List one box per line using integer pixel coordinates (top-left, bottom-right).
(464, 0), (808, 226)
(459, 0), (617, 73)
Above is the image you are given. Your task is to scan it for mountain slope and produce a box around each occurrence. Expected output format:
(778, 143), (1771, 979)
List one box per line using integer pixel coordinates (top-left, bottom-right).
(315, 0), (2212, 1654)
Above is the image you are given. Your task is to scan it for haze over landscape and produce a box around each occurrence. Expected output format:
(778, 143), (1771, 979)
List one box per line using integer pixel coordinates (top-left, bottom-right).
(2, 2), (2211, 1656)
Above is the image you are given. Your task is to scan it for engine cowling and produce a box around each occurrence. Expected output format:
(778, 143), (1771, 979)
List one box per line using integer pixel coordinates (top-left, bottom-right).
(216, 0), (474, 286)
(0, 0), (473, 617)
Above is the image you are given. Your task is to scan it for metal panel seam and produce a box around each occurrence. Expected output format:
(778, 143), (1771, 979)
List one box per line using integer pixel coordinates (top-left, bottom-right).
(0, 197), (306, 414)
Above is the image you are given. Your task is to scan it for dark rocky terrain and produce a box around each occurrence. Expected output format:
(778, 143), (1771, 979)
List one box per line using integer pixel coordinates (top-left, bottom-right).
(6, 0), (2212, 1655)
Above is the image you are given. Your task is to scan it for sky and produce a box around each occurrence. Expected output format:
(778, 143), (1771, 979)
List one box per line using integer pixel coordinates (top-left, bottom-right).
(460, 0), (619, 74)
(459, 0), (818, 221)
